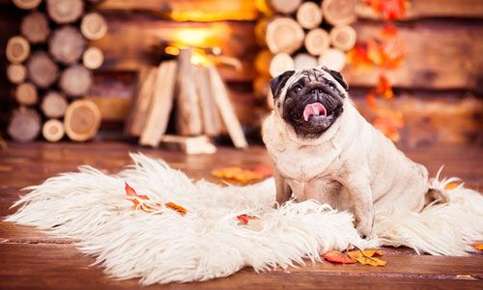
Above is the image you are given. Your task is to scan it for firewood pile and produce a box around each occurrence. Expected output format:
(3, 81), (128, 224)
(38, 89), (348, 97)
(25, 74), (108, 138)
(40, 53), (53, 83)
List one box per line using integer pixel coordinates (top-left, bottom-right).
(6, 0), (107, 143)
(254, 0), (357, 104)
(125, 48), (248, 154)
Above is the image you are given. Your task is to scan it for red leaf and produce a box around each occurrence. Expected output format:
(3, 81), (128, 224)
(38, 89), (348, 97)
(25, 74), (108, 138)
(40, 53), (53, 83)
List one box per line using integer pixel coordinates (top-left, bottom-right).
(236, 214), (256, 225)
(322, 250), (357, 264)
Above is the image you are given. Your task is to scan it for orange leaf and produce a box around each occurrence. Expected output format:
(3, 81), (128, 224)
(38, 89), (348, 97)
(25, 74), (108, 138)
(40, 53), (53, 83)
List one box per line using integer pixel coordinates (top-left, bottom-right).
(473, 242), (483, 251)
(165, 202), (187, 216)
(212, 166), (268, 185)
(348, 249), (387, 267)
(445, 182), (461, 190)
(323, 250), (357, 264)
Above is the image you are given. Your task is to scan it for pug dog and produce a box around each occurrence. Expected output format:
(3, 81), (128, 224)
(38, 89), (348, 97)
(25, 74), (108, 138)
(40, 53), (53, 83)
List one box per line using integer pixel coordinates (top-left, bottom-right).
(262, 67), (435, 237)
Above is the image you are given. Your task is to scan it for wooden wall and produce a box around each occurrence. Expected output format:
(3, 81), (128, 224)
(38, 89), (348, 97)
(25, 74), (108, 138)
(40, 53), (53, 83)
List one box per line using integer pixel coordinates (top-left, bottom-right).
(1, 0), (482, 145)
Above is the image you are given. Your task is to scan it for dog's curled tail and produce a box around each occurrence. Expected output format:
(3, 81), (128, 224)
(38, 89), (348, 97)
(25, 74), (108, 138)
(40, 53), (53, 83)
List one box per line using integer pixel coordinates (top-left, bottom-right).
(374, 166), (483, 256)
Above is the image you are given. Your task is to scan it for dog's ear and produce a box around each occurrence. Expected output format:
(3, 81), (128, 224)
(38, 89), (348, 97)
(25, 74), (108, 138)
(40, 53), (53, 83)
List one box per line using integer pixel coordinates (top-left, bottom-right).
(270, 70), (295, 99)
(322, 68), (348, 91)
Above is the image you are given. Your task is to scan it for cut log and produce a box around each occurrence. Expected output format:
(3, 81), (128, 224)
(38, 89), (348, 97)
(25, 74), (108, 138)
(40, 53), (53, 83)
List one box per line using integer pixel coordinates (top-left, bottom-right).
(330, 25), (357, 51)
(176, 48), (202, 136)
(83, 47), (104, 70)
(140, 61), (178, 147)
(304, 28), (330, 56)
(64, 100), (101, 142)
(41, 91), (68, 118)
(60, 65), (93, 97)
(6, 36), (30, 64)
(15, 82), (38, 106)
(12, 0), (41, 9)
(269, 0), (302, 14)
(124, 67), (157, 136)
(161, 135), (217, 155)
(194, 65), (222, 137)
(322, 0), (357, 26)
(294, 53), (318, 70)
(81, 12), (108, 40)
(318, 48), (346, 72)
(49, 26), (86, 65)
(208, 65), (247, 148)
(7, 64), (27, 84)
(296, 1), (323, 29)
(254, 49), (272, 76)
(269, 52), (294, 78)
(8, 107), (41, 142)
(27, 51), (59, 88)
(21, 12), (50, 44)
(266, 17), (304, 54)
(42, 119), (65, 142)
(47, 0), (84, 24)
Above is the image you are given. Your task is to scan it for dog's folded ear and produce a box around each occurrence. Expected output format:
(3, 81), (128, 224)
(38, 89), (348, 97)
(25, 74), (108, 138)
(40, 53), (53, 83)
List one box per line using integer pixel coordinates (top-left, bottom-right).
(322, 67), (348, 91)
(270, 70), (295, 99)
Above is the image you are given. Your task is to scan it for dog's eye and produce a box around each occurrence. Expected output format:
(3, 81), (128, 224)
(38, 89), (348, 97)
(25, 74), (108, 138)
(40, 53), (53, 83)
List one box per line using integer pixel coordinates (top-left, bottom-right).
(293, 85), (302, 93)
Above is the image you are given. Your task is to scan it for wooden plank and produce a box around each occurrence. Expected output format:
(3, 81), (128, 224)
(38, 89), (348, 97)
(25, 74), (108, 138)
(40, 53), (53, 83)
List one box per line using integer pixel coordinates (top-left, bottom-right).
(353, 96), (483, 146)
(345, 21), (483, 90)
(91, 12), (257, 82)
(0, 239), (482, 290)
(357, 0), (483, 20)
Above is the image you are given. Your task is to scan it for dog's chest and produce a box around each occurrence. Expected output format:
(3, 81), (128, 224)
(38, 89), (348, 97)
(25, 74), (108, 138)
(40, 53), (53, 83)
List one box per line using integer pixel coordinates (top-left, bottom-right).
(272, 144), (337, 181)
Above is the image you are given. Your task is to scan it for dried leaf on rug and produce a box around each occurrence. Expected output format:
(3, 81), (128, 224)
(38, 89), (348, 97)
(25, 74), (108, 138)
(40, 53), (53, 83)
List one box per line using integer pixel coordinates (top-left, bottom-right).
(473, 242), (483, 251)
(236, 214), (257, 225)
(125, 182), (160, 213)
(165, 202), (187, 216)
(212, 165), (272, 185)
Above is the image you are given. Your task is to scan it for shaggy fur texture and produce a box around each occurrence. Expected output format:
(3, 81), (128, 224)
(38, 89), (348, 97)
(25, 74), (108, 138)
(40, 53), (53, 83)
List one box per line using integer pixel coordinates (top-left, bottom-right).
(5, 154), (483, 285)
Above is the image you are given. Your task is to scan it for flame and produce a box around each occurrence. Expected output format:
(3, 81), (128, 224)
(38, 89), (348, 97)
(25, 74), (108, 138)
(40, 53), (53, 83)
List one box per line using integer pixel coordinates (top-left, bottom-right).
(169, 1), (257, 21)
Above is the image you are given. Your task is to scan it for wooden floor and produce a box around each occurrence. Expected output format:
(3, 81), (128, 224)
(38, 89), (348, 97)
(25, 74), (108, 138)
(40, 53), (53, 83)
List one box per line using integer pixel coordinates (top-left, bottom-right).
(0, 142), (482, 290)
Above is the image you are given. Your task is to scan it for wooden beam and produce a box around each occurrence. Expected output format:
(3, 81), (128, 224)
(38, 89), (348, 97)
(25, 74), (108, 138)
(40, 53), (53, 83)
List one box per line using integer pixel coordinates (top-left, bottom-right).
(344, 21), (483, 90)
(90, 13), (257, 82)
(356, 0), (483, 20)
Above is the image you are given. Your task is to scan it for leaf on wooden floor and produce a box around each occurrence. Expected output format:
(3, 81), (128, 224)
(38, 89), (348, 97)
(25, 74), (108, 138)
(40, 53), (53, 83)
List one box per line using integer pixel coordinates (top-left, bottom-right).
(322, 250), (356, 264)
(165, 202), (187, 216)
(212, 165), (272, 185)
(347, 249), (387, 267)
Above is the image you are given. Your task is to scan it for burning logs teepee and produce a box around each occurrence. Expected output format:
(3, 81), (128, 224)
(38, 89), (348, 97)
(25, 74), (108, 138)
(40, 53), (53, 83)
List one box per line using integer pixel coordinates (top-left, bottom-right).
(254, 0), (358, 103)
(6, 0), (107, 143)
(125, 47), (248, 153)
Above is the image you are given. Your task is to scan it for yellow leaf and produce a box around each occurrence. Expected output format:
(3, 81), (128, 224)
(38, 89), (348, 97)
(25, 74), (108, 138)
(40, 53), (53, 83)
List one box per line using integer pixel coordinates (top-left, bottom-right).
(347, 249), (387, 267)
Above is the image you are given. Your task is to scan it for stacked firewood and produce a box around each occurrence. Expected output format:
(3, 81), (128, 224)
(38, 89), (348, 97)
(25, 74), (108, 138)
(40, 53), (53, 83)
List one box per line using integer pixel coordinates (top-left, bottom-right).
(6, 0), (107, 143)
(254, 0), (357, 102)
(125, 48), (248, 154)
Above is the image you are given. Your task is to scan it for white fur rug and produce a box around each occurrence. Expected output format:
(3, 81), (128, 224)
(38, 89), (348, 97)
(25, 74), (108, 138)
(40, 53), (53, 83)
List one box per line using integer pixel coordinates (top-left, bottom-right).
(5, 154), (483, 285)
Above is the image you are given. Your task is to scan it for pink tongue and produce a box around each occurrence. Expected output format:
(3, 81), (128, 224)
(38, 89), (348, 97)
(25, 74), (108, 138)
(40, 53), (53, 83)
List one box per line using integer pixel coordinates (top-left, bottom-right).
(303, 103), (327, 121)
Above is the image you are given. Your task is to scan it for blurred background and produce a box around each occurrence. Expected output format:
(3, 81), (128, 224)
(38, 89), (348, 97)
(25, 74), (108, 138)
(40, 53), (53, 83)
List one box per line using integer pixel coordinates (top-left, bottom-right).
(0, 0), (482, 153)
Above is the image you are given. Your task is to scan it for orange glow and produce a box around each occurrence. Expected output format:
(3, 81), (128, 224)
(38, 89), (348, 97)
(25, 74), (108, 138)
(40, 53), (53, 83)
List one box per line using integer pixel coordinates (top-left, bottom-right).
(169, 1), (257, 22)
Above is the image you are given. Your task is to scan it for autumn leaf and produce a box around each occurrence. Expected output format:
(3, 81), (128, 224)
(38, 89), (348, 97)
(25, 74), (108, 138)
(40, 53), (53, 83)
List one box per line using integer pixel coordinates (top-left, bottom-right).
(445, 182), (461, 190)
(165, 202), (187, 216)
(236, 214), (257, 225)
(473, 242), (483, 251)
(322, 251), (356, 264)
(125, 182), (158, 212)
(348, 249), (387, 267)
(212, 165), (271, 185)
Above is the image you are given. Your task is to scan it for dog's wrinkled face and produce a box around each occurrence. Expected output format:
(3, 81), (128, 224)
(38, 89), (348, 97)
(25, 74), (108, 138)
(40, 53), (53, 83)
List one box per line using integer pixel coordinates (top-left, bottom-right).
(270, 67), (348, 139)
